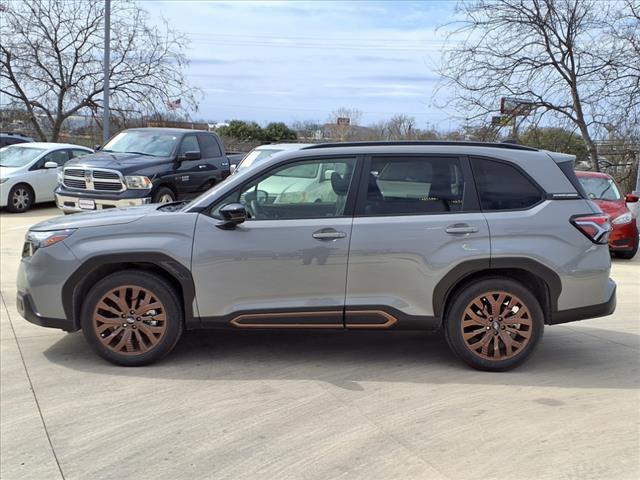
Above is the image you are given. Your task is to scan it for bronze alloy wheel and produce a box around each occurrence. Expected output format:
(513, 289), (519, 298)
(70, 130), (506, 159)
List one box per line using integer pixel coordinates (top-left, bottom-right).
(92, 285), (167, 355)
(460, 291), (533, 361)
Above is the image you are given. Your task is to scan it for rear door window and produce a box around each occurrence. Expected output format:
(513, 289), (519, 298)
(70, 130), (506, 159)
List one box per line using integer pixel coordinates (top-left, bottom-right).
(362, 156), (465, 215)
(197, 135), (222, 158)
(471, 158), (544, 211)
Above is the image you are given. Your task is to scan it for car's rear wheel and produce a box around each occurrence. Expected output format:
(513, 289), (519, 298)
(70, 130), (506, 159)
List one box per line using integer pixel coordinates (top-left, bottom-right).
(6, 183), (34, 213)
(81, 270), (183, 366)
(152, 187), (175, 204)
(444, 278), (544, 371)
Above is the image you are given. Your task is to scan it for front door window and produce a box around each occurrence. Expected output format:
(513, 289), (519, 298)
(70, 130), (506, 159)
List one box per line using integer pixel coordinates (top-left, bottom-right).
(212, 157), (356, 220)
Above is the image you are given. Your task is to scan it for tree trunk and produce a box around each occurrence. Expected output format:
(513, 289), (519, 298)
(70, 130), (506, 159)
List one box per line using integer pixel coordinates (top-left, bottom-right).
(577, 124), (600, 172)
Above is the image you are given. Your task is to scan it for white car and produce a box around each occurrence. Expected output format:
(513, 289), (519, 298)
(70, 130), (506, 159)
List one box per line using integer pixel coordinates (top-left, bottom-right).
(0, 142), (93, 212)
(232, 143), (312, 174)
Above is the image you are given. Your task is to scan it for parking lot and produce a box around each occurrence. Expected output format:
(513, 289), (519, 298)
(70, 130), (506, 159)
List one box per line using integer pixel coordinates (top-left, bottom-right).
(1, 204), (638, 480)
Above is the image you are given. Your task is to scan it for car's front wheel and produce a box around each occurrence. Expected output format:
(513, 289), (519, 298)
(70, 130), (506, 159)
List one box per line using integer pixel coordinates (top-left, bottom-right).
(80, 270), (183, 366)
(6, 183), (34, 213)
(444, 277), (544, 371)
(614, 242), (638, 260)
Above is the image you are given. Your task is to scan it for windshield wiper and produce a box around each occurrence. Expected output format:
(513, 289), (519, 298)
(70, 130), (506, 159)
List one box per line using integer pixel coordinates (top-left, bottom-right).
(124, 151), (156, 157)
(598, 182), (613, 199)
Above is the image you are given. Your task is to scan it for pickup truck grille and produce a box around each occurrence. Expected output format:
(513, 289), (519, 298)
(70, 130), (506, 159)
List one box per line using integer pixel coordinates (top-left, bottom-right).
(63, 167), (125, 192)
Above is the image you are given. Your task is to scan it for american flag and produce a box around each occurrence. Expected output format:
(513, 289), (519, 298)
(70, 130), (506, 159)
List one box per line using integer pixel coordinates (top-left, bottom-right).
(167, 98), (182, 110)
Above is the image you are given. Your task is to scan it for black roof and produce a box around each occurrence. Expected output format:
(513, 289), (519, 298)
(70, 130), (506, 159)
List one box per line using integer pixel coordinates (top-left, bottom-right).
(302, 141), (538, 152)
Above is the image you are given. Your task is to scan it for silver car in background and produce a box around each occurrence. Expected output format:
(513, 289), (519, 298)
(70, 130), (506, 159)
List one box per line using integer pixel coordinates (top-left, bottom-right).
(16, 142), (616, 371)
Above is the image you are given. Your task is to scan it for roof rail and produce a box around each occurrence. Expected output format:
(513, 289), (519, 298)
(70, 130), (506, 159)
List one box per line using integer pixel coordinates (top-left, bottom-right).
(301, 141), (538, 152)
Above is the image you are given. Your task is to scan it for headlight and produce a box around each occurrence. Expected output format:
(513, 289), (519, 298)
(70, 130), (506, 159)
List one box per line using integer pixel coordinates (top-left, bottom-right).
(125, 175), (152, 189)
(57, 170), (63, 184)
(22, 229), (76, 258)
(0, 177), (8, 184)
(612, 212), (633, 225)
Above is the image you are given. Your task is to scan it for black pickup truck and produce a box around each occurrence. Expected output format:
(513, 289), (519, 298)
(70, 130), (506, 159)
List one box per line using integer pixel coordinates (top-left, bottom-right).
(55, 128), (243, 213)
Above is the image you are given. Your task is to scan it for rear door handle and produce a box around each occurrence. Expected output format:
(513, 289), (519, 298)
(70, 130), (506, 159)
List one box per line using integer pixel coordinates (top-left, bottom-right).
(445, 224), (478, 234)
(312, 228), (346, 240)
(198, 165), (207, 169)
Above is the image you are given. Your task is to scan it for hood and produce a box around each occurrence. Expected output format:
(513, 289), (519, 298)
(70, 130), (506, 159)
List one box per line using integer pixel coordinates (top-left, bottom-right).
(592, 198), (628, 218)
(65, 151), (172, 173)
(0, 165), (26, 177)
(29, 204), (160, 231)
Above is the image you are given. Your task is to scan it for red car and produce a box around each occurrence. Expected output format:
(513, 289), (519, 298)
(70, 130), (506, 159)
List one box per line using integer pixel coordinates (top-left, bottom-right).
(576, 171), (639, 259)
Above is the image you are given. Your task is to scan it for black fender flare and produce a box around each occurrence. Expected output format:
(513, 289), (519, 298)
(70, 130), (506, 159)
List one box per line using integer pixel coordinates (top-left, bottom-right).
(62, 252), (197, 330)
(433, 257), (562, 319)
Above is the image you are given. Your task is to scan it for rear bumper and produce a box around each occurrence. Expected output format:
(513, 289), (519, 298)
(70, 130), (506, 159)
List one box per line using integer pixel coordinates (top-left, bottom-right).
(55, 192), (151, 212)
(549, 279), (616, 325)
(16, 292), (76, 332)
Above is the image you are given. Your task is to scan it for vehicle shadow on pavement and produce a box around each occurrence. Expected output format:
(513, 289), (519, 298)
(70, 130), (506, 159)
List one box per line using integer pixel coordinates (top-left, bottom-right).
(0, 201), (58, 218)
(43, 326), (639, 390)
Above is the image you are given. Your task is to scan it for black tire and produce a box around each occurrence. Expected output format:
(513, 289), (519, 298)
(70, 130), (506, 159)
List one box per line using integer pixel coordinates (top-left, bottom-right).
(151, 186), (176, 204)
(80, 270), (183, 366)
(614, 242), (638, 260)
(6, 183), (34, 213)
(444, 277), (544, 371)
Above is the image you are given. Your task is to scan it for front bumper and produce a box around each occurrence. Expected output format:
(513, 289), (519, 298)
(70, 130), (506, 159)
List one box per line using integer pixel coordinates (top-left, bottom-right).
(549, 278), (616, 325)
(16, 292), (76, 332)
(608, 221), (639, 251)
(55, 192), (151, 212)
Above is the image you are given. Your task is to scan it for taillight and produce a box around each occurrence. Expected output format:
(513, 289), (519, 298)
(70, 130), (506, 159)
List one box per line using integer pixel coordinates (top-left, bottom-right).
(570, 213), (611, 244)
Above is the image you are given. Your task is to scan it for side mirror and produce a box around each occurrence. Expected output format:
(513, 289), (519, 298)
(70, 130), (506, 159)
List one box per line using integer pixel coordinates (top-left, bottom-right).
(625, 193), (639, 203)
(44, 161), (58, 169)
(216, 203), (247, 230)
(179, 150), (201, 161)
(94, 144), (102, 151)
(230, 164), (237, 173)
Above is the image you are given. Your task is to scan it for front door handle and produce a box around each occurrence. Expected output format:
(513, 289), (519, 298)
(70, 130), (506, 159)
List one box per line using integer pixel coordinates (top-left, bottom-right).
(198, 165), (207, 169)
(312, 228), (346, 240)
(445, 223), (478, 234)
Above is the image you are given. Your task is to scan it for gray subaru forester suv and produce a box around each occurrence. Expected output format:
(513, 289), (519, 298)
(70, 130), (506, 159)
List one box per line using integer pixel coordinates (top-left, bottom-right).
(17, 142), (616, 371)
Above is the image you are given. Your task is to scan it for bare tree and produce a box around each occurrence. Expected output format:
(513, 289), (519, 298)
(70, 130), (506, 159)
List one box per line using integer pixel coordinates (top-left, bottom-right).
(0, 0), (198, 141)
(439, 0), (639, 171)
(386, 114), (417, 140)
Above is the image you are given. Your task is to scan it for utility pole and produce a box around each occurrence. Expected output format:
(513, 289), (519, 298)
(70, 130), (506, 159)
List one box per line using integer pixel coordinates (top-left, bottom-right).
(102, 0), (111, 144)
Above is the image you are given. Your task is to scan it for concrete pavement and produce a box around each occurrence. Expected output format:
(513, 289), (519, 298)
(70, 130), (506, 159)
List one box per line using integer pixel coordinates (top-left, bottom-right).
(1, 205), (638, 480)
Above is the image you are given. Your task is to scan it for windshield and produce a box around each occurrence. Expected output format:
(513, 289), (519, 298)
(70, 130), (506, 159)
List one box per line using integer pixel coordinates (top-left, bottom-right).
(102, 131), (179, 157)
(578, 176), (622, 201)
(235, 148), (283, 173)
(0, 146), (44, 167)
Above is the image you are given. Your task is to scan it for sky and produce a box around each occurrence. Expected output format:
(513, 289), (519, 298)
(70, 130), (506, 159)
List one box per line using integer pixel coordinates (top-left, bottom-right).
(144, 0), (461, 129)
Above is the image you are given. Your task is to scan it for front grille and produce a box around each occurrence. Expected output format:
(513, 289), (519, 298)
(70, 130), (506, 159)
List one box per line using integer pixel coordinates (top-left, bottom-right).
(62, 167), (124, 192)
(94, 181), (122, 191)
(93, 170), (120, 180)
(64, 178), (86, 189)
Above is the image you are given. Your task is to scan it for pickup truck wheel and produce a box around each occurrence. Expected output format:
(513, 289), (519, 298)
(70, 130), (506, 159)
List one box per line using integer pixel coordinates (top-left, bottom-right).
(444, 277), (544, 371)
(80, 270), (183, 366)
(152, 187), (175, 204)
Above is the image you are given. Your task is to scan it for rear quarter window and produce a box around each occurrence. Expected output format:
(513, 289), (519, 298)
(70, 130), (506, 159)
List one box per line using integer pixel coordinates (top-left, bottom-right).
(471, 157), (544, 211)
